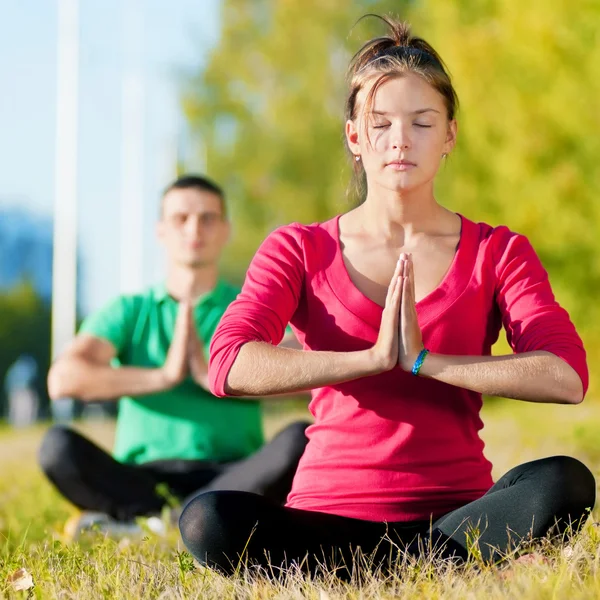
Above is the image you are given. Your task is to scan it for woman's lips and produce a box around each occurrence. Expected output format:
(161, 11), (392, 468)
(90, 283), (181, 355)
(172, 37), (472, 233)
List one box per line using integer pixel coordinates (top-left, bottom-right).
(386, 160), (416, 171)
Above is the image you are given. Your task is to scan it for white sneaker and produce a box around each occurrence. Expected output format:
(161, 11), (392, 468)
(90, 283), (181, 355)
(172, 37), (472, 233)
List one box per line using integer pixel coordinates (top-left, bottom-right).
(64, 511), (166, 541)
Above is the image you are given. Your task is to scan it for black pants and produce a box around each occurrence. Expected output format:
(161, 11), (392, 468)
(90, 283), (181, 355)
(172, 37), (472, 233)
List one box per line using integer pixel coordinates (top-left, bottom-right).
(38, 421), (310, 521)
(179, 456), (596, 576)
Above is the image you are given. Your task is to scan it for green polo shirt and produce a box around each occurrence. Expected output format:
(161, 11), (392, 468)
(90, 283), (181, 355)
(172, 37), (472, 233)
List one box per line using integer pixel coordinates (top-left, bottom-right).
(79, 280), (264, 464)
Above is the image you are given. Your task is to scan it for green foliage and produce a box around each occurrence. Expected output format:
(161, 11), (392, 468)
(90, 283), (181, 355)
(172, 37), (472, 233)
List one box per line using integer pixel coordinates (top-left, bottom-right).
(183, 0), (600, 393)
(412, 0), (600, 380)
(183, 0), (403, 270)
(0, 282), (51, 416)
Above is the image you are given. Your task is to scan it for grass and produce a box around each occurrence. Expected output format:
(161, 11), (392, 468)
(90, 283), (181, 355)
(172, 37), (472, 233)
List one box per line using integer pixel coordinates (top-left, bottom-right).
(0, 399), (599, 598)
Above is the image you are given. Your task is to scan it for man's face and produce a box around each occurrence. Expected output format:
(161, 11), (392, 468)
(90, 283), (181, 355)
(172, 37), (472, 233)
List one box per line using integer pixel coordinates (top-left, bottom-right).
(157, 187), (229, 268)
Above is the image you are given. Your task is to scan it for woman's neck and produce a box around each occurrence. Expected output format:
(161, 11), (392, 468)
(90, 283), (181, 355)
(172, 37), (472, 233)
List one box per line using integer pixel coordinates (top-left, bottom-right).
(357, 183), (452, 242)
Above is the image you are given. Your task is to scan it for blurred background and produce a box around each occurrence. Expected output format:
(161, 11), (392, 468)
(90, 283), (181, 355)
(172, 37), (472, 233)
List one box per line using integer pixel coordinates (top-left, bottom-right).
(0, 0), (599, 425)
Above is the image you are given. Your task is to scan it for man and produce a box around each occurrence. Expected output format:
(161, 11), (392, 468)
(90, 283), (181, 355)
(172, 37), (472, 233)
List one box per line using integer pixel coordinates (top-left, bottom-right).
(40, 174), (310, 536)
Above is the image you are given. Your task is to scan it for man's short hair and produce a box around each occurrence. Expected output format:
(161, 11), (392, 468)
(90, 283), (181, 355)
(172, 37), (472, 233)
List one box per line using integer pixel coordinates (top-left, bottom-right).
(161, 174), (226, 218)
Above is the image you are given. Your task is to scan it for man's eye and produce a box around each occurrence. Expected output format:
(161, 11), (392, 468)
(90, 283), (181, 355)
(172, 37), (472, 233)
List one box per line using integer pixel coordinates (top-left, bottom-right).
(201, 214), (221, 226)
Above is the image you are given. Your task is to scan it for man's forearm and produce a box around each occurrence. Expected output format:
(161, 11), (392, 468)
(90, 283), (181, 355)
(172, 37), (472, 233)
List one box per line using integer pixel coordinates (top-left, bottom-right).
(48, 357), (172, 401)
(418, 350), (583, 404)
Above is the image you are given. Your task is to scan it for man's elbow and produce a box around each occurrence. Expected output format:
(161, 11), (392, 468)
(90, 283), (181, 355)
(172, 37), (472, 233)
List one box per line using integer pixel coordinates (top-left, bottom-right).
(47, 364), (71, 400)
(48, 362), (87, 401)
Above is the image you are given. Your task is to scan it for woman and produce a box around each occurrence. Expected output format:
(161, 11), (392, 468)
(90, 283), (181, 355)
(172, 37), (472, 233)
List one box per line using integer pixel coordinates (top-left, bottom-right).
(179, 17), (595, 575)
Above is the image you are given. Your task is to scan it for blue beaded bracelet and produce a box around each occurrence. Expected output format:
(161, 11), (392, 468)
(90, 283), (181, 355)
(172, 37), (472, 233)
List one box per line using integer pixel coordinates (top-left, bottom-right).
(411, 348), (430, 376)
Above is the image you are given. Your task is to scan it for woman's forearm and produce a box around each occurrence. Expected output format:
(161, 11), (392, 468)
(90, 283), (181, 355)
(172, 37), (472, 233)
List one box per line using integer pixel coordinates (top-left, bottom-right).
(418, 350), (583, 404)
(224, 342), (381, 396)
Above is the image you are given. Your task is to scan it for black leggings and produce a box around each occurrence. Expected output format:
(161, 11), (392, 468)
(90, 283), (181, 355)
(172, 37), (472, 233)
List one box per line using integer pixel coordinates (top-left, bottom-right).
(38, 421), (310, 521)
(179, 456), (595, 576)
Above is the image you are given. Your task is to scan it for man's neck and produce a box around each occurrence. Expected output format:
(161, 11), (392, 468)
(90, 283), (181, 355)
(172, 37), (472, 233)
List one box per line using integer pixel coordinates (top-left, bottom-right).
(165, 265), (219, 302)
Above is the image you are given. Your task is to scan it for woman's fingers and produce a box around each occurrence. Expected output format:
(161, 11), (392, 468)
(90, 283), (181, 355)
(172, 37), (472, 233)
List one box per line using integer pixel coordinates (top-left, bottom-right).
(386, 255), (404, 313)
(371, 254), (406, 372)
(393, 255), (405, 312)
(408, 254), (416, 301)
(398, 253), (425, 370)
(385, 254), (403, 306)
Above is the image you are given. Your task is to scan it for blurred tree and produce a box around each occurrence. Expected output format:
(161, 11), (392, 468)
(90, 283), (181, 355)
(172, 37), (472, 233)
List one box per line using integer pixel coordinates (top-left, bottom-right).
(0, 282), (51, 419)
(183, 0), (600, 393)
(183, 0), (402, 270)
(412, 0), (600, 357)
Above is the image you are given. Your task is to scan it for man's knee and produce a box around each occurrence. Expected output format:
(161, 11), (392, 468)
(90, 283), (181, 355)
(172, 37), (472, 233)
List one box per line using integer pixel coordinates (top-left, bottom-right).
(38, 425), (79, 476)
(272, 420), (310, 459)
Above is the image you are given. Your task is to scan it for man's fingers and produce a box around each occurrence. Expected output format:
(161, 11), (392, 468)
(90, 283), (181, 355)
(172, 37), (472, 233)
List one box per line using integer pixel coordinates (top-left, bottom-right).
(175, 301), (193, 333)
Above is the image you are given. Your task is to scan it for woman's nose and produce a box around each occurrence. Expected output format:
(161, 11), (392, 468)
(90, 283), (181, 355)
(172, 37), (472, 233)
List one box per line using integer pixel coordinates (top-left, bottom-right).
(390, 123), (411, 150)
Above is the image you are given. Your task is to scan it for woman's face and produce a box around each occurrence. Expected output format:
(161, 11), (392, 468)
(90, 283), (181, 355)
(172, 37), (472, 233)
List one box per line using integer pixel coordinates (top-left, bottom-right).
(346, 72), (457, 194)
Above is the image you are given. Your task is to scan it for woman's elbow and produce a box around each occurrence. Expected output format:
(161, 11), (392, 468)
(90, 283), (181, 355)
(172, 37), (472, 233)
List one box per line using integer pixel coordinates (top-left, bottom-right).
(209, 342), (255, 397)
(208, 361), (241, 397)
(558, 369), (585, 405)
(222, 368), (247, 397)
(544, 353), (585, 405)
(563, 380), (584, 405)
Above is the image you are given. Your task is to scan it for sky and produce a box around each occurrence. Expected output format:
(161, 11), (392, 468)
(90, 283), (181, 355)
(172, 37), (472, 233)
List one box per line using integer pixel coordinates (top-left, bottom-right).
(0, 0), (221, 314)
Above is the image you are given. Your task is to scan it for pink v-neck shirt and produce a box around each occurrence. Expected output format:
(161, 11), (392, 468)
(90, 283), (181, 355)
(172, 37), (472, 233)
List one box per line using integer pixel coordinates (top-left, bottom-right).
(209, 215), (588, 522)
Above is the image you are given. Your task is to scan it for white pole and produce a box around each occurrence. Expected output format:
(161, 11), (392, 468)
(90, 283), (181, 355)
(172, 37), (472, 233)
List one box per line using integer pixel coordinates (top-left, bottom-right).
(119, 0), (145, 295)
(51, 0), (79, 360)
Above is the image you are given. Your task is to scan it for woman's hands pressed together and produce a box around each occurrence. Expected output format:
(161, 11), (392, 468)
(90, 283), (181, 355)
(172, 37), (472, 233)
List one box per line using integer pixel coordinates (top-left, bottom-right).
(398, 254), (425, 372)
(369, 253), (424, 374)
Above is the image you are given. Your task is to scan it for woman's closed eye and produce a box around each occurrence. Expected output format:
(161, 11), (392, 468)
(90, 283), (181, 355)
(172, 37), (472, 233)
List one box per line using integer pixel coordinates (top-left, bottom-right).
(414, 122), (432, 128)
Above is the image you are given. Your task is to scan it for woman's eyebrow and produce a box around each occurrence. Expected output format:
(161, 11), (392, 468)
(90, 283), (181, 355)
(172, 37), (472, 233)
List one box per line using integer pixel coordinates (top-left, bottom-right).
(413, 108), (440, 115)
(371, 108), (441, 116)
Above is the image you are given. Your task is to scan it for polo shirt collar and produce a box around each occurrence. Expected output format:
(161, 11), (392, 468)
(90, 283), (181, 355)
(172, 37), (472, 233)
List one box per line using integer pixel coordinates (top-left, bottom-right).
(152, 280), (227, 308)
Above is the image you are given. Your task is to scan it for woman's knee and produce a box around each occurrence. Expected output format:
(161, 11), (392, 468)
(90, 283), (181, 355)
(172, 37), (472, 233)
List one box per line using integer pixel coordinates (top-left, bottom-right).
(551, 456), (595, 510)
(179, 492), (218, 550)
(537, 456), (596, 524)
(179, 491), (260, 571)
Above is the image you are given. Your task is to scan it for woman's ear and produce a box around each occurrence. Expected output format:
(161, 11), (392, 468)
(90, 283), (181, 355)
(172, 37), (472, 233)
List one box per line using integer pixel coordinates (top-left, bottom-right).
(345, 119), (361, 157)
(443, 119), (458, 155)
